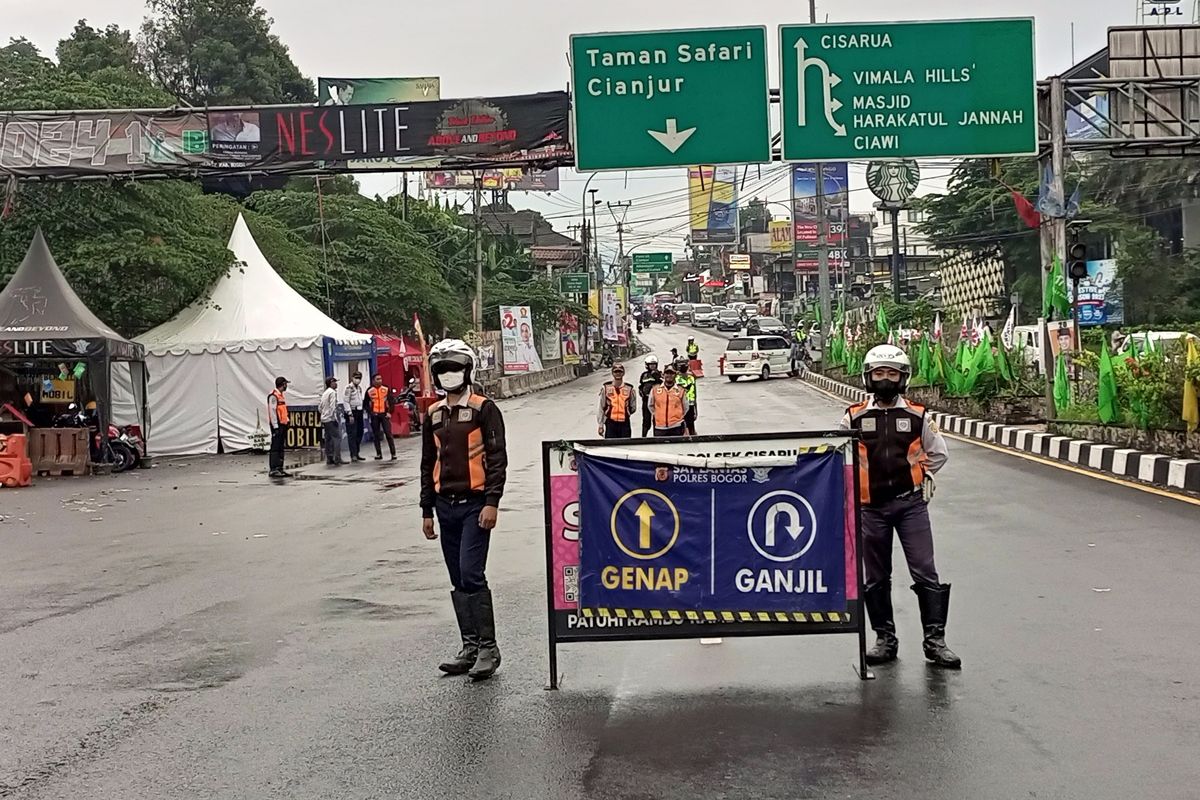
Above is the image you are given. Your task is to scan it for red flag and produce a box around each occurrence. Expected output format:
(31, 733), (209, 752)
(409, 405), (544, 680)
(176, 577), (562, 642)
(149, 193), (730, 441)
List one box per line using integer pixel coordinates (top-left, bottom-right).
(1012, 190), (1041, 229)
(413, 314), (433, 397)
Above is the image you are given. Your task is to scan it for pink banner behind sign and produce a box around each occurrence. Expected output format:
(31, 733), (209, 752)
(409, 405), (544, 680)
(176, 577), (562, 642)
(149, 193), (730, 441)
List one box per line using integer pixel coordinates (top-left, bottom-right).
(550, 473), (580, 610)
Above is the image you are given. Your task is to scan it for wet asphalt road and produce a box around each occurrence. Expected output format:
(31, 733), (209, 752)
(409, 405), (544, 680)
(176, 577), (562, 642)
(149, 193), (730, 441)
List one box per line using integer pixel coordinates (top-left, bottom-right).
(2, 322), (1199, 799)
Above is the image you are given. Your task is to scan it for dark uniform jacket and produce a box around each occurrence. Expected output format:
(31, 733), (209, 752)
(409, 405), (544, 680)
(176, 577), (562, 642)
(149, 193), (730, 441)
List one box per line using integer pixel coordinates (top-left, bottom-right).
(420, 390), (507, 518)
(840, 396), (948, 506)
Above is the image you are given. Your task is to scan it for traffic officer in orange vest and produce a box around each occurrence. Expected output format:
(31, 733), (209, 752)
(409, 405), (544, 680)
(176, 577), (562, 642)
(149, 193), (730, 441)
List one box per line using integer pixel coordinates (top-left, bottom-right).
(266, 376), (291, 478)
(840, 345), (959, 669)
(597, 363), (636, 438)
(650, 362), (690, 437)
(420, 339), (508, 681)
(364, 374), (397, 460)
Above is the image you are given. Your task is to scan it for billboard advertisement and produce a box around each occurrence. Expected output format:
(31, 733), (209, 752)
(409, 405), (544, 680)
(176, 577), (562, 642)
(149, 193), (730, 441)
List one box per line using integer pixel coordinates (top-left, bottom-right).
(1075, 258), (1124, 326)
(499, 305), (543, 374)
(0, 92), (571, 179)
(791, 163), (849, 272)
(688, 165), (738, 245)
(317, 76), (441, 169)
(318, 77), (441, 106)
(425, 168), (560, 192)
(769, 219), (793, 253)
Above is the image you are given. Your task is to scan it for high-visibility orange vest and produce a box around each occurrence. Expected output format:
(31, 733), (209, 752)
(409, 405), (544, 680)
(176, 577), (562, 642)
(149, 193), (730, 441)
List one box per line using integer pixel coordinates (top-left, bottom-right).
(270, 389), (289, 425)
(652, 386), (685, 429)
(367, 385), (389, 414)
(605, 383), (633, 422)
(429, 394), (488, 494)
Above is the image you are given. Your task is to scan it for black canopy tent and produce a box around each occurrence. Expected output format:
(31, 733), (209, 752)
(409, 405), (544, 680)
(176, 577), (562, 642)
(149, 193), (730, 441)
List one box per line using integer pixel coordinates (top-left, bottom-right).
(0, 229), (148, 438)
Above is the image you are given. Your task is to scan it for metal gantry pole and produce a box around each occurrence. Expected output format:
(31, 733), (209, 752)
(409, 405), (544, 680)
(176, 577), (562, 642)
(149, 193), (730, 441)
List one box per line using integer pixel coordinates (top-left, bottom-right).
(473, 174), (483, 332)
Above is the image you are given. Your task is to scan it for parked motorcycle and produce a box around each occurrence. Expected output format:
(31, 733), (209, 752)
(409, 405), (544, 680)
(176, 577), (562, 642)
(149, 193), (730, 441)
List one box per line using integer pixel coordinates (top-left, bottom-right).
(52, 403), (137, 472)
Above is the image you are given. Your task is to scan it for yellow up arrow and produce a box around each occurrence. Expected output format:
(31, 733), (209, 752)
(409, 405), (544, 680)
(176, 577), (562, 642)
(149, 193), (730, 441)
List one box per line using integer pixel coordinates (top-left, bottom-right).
(634, 501), (655, 550)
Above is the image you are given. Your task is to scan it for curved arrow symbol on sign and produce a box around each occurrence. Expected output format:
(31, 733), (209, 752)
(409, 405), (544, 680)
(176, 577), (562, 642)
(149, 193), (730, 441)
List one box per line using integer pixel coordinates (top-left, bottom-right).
(764, 502), (805, 547)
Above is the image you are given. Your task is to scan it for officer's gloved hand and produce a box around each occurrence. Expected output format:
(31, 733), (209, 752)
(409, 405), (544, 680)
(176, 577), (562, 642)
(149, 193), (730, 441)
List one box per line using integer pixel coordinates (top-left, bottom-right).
(922, 475), (936, 503)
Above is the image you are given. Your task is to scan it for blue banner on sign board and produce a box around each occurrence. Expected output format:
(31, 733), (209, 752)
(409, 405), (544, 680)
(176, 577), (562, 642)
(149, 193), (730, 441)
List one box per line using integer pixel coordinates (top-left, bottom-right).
(578, 451), (846, 613)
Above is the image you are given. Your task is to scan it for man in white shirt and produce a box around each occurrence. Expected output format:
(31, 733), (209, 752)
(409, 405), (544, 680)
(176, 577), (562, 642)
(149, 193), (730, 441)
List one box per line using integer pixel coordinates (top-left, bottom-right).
(343, 371), (366, 462)
(319, 376), (344, 466)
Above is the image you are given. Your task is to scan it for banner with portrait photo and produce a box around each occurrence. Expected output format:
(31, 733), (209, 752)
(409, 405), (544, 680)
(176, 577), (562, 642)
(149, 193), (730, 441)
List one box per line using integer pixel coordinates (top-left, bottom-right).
(688, 166), (738, 245)
(499, 305), (543, 374)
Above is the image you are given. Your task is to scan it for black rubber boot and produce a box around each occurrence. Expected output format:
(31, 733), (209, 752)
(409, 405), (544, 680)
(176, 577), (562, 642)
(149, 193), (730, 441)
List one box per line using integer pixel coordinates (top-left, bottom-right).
(864, 581), (899, 665)
(438, 590), (478, 675)
(912, 583), (962, 669)
(467, 589), (501, 681)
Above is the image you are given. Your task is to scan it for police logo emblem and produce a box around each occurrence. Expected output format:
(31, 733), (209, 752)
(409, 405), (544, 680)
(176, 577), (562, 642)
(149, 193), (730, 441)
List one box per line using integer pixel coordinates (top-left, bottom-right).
(457, 408), (474, 423)
(655, 466), (670, 482)
(751, 467), (772, 484)
(896, 418), (912, 433)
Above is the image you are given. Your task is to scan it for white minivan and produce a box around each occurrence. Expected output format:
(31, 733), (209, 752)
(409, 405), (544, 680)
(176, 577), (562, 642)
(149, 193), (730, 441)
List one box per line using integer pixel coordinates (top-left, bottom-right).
(723, 335), (796, 381)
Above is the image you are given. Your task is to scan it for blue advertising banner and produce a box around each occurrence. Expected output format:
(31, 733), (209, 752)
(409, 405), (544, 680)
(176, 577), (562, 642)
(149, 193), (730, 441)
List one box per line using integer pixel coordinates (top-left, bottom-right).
(791, 163), (849, 271)
(577, 451), (846, 614)
(1075, 258), (1124, 326)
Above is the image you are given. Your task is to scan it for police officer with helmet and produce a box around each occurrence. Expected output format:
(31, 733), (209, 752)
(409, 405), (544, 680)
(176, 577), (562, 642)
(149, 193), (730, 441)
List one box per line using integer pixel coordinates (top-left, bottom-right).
(840, 344), (960, 669)
(420, 339), (509, 681)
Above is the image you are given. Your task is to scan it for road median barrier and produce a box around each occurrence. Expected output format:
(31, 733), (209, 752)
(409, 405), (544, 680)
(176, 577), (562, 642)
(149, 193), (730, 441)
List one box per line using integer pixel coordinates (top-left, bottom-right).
(802, 371), (1200, 496)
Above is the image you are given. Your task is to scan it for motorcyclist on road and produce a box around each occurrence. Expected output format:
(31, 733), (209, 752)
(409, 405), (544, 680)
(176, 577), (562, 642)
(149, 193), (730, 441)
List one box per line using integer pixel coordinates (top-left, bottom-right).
(839, 344), (960, 670)
(637, 355), (663, 438)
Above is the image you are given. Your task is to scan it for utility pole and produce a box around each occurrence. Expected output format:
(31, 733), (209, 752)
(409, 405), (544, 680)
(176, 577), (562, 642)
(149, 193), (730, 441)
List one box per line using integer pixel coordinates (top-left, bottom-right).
(608, 200), (632, 286)
(811, 0), (832, 334)
(473, 174), (483, 332)
(401, 172), (409, 221)
(1040, 76), (1069, 415)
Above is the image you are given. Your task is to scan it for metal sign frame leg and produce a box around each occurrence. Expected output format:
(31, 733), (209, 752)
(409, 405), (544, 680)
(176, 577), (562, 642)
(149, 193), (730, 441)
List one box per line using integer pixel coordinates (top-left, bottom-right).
(542, 443), (560, 690)
(852, 438), (875, 680)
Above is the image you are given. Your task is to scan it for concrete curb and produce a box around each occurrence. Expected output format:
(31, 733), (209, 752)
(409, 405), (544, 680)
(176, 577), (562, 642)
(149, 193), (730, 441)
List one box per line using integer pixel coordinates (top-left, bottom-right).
(486, 364), (580, 399)
(803, 371), (1200, 496)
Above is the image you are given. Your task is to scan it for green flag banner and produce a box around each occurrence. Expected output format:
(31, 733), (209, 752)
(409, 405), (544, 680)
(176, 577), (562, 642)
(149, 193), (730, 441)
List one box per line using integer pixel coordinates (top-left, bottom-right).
(1053, 352), (1071, 416)
(1098, 340), (1119, 423)
(1043, 255), (1071, 320)
(876, 304), (889, 336)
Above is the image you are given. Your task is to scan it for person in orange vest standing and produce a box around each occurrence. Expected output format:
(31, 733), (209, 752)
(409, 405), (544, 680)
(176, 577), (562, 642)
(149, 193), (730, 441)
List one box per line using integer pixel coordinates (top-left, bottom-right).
(597, 363), (636, 438)
(267, 376), (291, 478)
(364, 374), (396, 461)
(651, 363), (690, 438)
(420, 339), (508, 681)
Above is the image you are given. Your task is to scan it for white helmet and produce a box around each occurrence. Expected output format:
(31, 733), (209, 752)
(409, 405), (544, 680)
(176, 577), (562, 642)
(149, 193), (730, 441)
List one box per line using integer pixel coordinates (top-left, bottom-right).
(645, 355), (659, 366)
(429, 338), (476, 390)
(862, 344), (911, 397)
(862, 344), (911, 374)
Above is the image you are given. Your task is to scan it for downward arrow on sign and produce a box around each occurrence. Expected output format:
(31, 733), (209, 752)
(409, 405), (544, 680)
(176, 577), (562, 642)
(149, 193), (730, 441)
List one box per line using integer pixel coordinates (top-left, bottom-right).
(647, 118), (697, 153)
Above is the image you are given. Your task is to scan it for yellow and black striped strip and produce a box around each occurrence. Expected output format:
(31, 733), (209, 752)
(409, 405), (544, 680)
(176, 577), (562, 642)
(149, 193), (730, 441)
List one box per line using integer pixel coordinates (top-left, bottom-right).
(578, 608), (850, 624)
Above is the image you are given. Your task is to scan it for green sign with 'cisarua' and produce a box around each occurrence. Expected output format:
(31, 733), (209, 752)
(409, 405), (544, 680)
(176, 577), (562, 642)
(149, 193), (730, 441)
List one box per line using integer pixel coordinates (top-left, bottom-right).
(779, 18), (1037, 161)
(571, 26), (772, 171)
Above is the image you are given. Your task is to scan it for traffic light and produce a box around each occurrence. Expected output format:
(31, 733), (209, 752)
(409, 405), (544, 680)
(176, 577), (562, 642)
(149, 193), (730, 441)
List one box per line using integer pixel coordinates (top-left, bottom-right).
(1068, 242), (1088, 280)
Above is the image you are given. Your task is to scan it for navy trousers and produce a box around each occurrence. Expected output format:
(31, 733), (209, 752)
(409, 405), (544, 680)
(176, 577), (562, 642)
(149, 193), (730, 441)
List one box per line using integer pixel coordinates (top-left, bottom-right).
(435, 496), (492, 593)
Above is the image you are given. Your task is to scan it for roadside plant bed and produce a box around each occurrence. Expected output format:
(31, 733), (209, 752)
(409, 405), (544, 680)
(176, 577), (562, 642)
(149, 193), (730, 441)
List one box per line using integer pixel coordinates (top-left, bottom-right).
(1048, 421), (1200, 460)
(822, 367), (1048, 424)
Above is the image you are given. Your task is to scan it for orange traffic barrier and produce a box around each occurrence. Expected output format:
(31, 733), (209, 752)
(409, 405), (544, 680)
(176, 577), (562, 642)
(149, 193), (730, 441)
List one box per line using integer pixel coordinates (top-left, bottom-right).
(0, 433), (34, 488)
(689, 358), (705, 377)
(718, 355), (726, 376)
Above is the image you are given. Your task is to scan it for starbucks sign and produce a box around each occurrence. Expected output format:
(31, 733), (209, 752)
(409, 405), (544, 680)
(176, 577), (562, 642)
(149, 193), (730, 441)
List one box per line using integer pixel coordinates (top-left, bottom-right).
(867, 160), (920, 204)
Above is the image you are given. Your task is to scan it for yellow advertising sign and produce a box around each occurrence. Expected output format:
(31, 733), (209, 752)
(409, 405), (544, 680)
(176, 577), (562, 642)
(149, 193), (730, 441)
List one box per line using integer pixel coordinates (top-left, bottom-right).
(40, 378), (76, 403)
(769, 219), (793, 253)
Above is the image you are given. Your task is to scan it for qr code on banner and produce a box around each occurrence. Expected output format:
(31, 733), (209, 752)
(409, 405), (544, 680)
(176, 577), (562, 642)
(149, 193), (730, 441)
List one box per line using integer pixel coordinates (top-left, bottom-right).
(563, 566), (579, 603)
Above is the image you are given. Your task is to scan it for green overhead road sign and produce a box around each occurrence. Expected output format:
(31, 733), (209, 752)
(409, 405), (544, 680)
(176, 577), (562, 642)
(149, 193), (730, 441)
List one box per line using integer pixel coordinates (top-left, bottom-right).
(559, 273), (591, 293)
(779, 18), (1036, 161)
(571, 27), (771, 171)
(632, 253), (673, 273)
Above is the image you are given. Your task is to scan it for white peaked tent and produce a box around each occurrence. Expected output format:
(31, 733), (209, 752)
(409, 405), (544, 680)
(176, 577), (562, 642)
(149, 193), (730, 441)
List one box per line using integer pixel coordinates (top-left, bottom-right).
(129, 214), (373, 455)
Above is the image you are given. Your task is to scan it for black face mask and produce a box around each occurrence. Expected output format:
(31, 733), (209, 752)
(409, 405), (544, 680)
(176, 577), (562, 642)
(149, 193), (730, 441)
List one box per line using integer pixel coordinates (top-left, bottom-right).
(872, 380), (901, 402)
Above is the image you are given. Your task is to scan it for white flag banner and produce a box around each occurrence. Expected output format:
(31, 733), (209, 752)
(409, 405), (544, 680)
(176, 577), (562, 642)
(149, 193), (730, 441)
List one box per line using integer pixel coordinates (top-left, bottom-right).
(1001, 305), (1017, 350)
(933, 311), (943, 341)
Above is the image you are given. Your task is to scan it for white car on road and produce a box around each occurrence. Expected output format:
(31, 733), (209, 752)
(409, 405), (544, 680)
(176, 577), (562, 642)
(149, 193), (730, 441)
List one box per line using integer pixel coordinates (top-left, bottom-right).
(722, 335), (796, 381)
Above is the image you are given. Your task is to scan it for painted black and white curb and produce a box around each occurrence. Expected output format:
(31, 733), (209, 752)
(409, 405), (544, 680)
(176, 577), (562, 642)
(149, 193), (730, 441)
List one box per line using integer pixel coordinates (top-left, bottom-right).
(803, 372), (1200, 495)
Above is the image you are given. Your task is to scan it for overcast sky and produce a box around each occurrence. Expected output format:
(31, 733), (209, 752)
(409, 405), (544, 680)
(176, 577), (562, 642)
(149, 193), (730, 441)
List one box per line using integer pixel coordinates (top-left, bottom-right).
(4, 0), (1165, 258)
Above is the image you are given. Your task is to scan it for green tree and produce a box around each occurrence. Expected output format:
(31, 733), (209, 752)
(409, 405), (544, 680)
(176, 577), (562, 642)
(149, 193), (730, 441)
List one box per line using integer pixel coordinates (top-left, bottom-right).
(57, 21), (140, 75)
(138, 0), (314, 105)
(246, 190), (465, 333)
